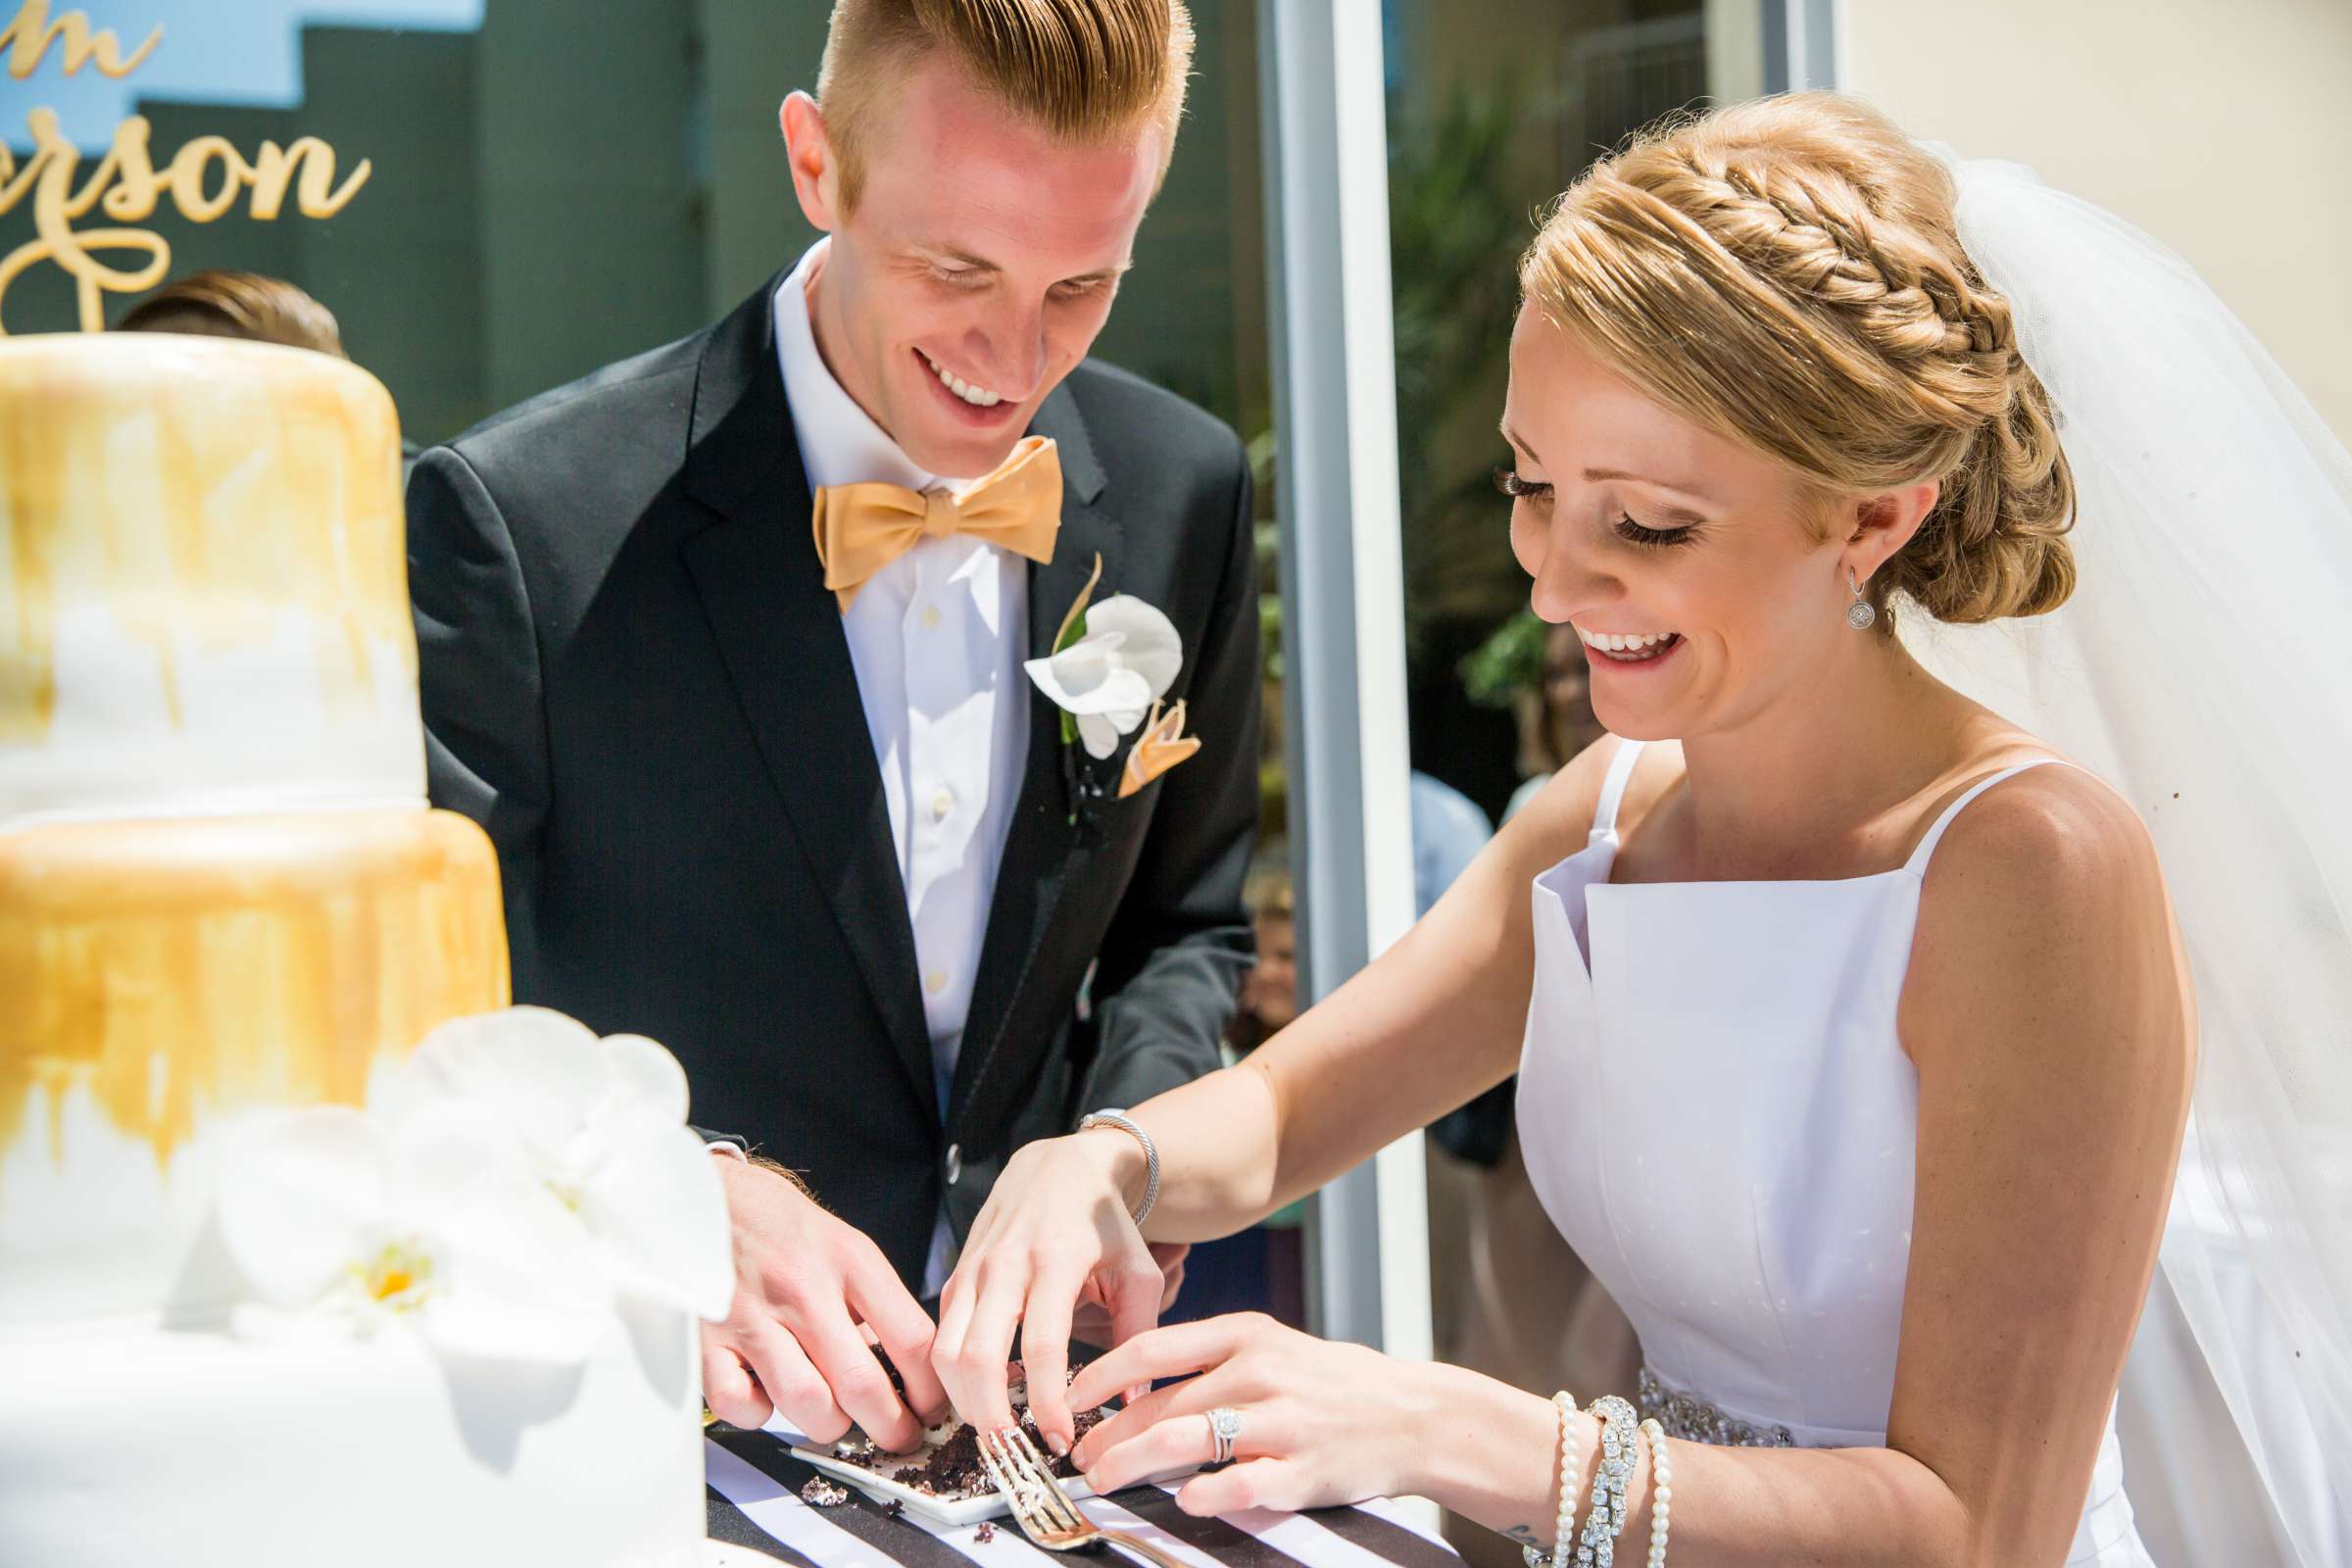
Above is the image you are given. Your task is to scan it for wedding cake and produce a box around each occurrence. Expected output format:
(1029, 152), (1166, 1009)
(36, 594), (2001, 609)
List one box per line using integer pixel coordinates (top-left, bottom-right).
(0, 333), (729, 1565)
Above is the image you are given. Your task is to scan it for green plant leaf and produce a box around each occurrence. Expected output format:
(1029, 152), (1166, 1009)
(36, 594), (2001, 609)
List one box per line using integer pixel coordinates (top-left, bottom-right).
(1458, 608), (1548, 709)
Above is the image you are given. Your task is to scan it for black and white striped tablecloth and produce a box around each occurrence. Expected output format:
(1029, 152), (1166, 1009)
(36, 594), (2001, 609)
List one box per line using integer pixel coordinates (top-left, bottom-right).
(706, 1428), (1459, 1568)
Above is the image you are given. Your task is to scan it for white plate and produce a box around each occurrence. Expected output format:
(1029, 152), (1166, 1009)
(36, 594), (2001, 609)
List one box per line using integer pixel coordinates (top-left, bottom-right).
(788, 1442), (1106, 1526)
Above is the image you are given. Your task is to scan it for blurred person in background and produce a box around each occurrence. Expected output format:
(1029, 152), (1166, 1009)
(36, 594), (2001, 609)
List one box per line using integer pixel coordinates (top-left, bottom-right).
(117, 269), (348, 357)
(1184, 769), (1489, 1334)
(1174, 846), (1307, 1328)
(118, 270), (431, 479)
(1410, 768), (1493, 911)
(1502, 620), (1605, 825)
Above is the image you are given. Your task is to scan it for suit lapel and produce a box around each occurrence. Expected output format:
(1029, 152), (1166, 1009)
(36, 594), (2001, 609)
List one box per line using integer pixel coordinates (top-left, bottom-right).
(677, 280), (937, 1122)
(949, 388), (1117, 1132)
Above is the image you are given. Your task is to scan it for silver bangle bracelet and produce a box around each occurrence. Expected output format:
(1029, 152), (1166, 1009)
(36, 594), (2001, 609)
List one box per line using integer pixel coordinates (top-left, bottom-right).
(1077, 1109), (1160, 1228)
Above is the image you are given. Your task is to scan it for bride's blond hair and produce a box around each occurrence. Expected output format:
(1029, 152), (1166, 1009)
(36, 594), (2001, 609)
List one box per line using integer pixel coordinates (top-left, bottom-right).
(1521, 92), (2075, 624)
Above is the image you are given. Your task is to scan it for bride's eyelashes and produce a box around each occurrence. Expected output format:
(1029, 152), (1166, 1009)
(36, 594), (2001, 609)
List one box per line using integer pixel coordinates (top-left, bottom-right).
(1614, 515), (1699, 550)
(1493, 466), (1700, 550)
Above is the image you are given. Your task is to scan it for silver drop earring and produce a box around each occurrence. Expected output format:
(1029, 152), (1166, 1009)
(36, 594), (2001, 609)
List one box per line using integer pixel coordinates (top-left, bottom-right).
(1846, 568), (1877, 630)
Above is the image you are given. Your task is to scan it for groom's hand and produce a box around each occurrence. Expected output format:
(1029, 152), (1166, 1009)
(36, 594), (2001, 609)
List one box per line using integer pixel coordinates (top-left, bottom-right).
(702, 1154), (951, 1452)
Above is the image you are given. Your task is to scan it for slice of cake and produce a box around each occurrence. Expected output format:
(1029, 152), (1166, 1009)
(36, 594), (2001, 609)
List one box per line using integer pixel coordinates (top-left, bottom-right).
(828, 1377), (1113, 1499)
(814, 1353), (1113, 1501)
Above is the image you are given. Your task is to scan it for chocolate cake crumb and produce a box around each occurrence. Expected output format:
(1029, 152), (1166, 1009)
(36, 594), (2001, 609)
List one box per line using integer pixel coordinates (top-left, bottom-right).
(819, 1365), (1115, 1503)
(799, 1476), (852, 1508)
(885, 1401), (1109, 1498)
(974, 1522), (997, 1544)
(868, 1341), (910, 1400)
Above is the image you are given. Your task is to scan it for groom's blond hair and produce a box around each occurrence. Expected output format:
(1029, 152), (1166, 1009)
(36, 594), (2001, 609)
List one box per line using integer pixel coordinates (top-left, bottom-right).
(817, 0), (1195, 212)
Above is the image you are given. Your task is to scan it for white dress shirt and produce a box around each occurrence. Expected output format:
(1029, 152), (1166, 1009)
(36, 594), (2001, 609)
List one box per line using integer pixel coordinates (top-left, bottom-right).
(772, 240), (1031, 1294)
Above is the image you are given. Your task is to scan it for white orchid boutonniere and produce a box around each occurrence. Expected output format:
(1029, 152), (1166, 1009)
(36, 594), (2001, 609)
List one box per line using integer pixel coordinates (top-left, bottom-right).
(213, 1005), (733, 1364)
(1024, 555), (1203, 821)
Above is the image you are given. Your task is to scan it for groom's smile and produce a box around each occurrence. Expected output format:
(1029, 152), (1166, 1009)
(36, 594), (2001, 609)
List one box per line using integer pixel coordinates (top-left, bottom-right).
(918, 350), (1008, 409)
(913, 347), (1026, 432)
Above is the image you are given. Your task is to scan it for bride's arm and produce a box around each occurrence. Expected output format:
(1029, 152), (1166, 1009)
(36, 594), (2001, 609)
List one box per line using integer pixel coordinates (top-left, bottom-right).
(931, 738), (1636, 1439)
(1069, 765), (2190, 1568)
(1144, 745), (1616, 1236)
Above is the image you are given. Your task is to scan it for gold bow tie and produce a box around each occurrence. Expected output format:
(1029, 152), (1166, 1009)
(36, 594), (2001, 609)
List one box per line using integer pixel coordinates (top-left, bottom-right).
(811, 435), (1062, 611)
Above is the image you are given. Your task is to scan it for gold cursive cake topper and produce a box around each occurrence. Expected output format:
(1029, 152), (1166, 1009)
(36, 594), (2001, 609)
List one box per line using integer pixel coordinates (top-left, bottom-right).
(0, 0), (371, 334)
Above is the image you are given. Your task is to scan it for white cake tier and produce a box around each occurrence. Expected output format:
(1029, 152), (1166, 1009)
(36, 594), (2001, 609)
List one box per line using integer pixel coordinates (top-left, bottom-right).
(0, 1301), (708, 1567)
(0, 334), (423, 831)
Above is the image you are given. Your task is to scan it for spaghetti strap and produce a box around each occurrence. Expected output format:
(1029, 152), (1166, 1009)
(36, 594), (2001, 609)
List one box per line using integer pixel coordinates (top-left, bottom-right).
(1591, 738), (1648, 844)
(1903, 758), (2068, 877)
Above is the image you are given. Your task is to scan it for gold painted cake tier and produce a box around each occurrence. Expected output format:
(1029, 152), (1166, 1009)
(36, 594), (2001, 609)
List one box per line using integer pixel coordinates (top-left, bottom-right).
(0, 808), (508, 1166)
(0, 333), (408, 743)
(0, 334), (424, 830)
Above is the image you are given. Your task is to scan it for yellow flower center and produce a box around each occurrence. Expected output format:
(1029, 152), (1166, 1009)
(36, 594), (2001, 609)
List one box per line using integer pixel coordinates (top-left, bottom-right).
(354, 1240), (435, 1309)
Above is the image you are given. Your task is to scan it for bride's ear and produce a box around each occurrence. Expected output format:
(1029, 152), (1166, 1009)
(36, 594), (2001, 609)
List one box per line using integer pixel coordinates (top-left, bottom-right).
(1841, 480), (1940, 582)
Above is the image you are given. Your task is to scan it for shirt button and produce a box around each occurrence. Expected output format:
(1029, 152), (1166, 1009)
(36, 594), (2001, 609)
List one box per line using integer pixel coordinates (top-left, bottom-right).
(930, 787), (955, 821)
(944, 1144), (962, 1186)
(920, 604), (943, 631)
(924, 969), (949, 996)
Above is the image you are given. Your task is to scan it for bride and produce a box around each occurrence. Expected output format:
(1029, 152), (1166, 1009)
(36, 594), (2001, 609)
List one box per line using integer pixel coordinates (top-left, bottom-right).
(927, 92), (2347, 1567)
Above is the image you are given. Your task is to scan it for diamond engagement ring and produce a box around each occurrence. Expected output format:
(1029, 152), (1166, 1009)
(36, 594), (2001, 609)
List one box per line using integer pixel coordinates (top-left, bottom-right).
(1205, 1406), (1243, 1466)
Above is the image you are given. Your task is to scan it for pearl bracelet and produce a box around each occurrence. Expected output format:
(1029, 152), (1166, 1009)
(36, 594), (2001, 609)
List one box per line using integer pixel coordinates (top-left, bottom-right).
(1579, 1396), (1638, 1567)
(1522, 1390), (1579, 1568)
(1637, 1419), (1674, 1560)
(1638, 1418), (1672, 1568)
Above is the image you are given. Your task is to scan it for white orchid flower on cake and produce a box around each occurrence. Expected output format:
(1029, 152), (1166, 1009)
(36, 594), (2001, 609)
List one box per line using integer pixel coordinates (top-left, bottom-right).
(214, 1005), (734, 1362)
(1025, 591), (1186, 760)
(385, 1006), (733, 1321)
(215, 1095), (607, 1363)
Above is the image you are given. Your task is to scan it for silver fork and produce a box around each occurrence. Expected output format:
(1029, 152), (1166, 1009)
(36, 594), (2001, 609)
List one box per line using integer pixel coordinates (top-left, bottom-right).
(976, 1426), (1189, 1568)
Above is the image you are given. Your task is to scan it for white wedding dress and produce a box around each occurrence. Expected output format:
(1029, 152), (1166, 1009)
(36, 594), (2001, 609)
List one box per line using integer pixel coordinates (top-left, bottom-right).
(1516, 738), (2154, 1566)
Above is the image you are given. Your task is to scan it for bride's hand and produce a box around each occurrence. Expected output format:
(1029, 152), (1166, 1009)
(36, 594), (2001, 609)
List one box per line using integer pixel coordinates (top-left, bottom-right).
(1065, 1314), (1443, 1515)
(931, 1130), (1168, 1452)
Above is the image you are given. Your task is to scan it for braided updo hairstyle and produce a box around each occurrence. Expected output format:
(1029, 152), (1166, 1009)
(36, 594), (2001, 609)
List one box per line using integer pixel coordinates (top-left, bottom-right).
(1521, 93), (2075, 624)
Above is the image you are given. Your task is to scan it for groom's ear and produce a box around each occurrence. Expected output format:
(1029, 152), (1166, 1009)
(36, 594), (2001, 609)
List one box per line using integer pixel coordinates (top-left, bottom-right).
(780, 91), (843, 234)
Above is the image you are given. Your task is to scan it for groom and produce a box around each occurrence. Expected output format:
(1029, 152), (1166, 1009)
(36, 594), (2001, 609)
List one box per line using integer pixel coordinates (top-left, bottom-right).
(406, 0), (1256, 1452)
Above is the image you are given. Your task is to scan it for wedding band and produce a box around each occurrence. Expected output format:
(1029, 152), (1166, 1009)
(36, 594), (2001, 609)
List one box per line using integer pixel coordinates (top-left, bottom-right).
(1205, 1406), (1243, 1466)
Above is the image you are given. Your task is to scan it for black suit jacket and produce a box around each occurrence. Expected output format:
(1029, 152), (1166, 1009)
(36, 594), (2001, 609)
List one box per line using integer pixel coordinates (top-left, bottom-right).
(406, 276), (1259, 1287)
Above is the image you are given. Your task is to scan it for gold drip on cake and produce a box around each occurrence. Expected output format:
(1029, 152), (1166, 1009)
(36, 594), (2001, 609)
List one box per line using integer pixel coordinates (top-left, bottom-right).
(0, 808), (508, 1167)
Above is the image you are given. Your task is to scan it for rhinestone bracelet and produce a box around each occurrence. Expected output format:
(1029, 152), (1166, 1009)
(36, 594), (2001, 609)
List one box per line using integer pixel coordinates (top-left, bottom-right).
(1521, 1390), (1579, 1568)
(1638, 1418), (1672, 1568)
(1578, 1396), (1639, 1567)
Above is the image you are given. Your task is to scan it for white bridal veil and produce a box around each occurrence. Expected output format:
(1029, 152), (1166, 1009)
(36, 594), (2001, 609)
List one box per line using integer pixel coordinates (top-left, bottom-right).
(1903, 154), (2352, 1565)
